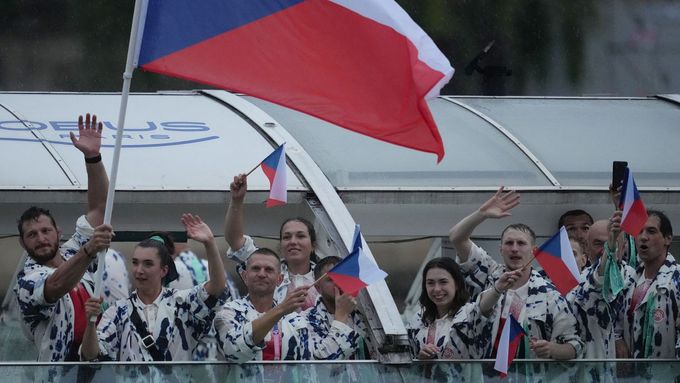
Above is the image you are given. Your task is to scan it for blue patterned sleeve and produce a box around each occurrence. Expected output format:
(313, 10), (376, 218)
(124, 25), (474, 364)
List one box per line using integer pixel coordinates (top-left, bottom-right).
(405, 311), (425, 358)
(15, 266), (56, 338)
(308, 311), (359, 360)
(96, 303), (125, 360)
(457, 243), (501, 299)
(183, 284), (230, 340)
(461, 299), (496, 357)
(551, 295), (584, 357)
(214, 306), (261, 363)
(569, 264), (616, 333)
(225, 235), (257, 264)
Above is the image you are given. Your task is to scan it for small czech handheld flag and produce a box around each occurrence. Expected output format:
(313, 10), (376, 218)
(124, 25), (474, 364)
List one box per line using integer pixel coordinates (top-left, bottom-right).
(327, 225), (388, 297)
(534, 227), (583, 296)
(494, 313), (527, 378)
(260, 143), (287, 208)
(619, 167), (648, 236)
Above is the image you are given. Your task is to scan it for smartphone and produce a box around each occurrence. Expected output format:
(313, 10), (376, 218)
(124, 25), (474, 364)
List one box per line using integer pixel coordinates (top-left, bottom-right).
(612, 161), (628, 190)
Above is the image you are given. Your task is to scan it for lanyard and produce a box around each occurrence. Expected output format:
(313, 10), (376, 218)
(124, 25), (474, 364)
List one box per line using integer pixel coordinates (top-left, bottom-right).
(426, 321), (437, 345)
(272, 321), (282, 361)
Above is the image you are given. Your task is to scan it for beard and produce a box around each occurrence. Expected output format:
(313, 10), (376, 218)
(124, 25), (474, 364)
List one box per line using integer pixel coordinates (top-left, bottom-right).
(27, 243), (60, 265)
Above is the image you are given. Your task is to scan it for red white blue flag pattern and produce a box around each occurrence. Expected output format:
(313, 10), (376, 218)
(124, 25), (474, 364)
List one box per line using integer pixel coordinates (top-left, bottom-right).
(534, 226), (583, 296)
(494, 313), (526, 378)
(327, 225), (388, 296)
(134, 0), (453, 161)
(259, 143), (287, 207)
(619, 167), (648, 236)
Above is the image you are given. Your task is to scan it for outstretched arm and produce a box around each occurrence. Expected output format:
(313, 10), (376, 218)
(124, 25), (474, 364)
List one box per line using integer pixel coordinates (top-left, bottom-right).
(182, 213), (226, 297)
(70, 113), (109, 227)
(224, 174), (247, 251)
(449, 187), (520, 263)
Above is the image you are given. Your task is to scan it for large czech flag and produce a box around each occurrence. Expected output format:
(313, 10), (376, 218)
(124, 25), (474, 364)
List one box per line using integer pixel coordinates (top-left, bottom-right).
(534, 227), (583, 296)
(134, 0), (453, 161)
(619, 167), (648, 236)
(327, 225), (388, 296)
(259, 143), (287, 207)
(494, 313), (526, 378)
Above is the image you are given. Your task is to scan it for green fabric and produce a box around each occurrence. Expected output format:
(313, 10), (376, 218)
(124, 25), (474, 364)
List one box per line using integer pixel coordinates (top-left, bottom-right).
(189, 256), (207, 284)
(603, 242), (624, 302)
(149, 235), (165, 244)
(356, 337), (366, 360)
(627, 234), (638, 269)
(643, 291), (657, 358)
(521, 319), (530, 358)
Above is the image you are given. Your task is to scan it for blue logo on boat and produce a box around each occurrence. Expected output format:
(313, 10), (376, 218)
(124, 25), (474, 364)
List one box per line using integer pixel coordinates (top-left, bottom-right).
(0, 120), (219, 148)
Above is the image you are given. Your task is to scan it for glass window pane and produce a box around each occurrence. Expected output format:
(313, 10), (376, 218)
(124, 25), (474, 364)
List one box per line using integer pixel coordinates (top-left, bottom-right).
(456, 97), (680, 187)
(245, 96), (549, 188)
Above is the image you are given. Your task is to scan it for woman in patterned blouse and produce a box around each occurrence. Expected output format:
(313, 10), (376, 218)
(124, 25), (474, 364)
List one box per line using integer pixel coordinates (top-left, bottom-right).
(409, 257), (520, 360)
(80, 214), (229, 361)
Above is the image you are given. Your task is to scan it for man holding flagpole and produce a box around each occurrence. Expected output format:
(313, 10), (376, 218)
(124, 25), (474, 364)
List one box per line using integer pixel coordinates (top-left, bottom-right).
(305, 256), (371, 360)
(14, 113), (113, 361)
(448, 187), (582, 361)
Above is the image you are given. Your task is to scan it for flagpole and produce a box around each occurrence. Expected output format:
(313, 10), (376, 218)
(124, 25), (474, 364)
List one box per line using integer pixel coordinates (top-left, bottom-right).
(312, 272), (328, 287)
(90, 0), (145, 322)
(245, 143), (286, 177)
(244, 162), (261, 177)
(521, 254), (536, 270)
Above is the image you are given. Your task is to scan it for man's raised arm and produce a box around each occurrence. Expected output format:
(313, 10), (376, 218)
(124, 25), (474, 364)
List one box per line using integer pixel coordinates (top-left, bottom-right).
(70, 113), (109, 227)
(224, 174), (247, 251)
(448, 186), (520, 263)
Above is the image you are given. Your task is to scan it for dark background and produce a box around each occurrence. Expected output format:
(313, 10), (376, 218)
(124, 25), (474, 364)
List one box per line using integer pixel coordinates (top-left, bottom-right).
(1, 0), (678, 96)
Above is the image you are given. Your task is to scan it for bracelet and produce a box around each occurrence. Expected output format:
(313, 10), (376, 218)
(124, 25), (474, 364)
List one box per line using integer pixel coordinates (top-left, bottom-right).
(492, 283), (504, 295)
(85, 154), (102, 164)
(83, 246), (95, 259)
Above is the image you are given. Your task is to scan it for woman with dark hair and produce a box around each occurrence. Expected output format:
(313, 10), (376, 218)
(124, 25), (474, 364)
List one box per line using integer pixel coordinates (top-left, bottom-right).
(81, 214), (230, 361)
(408, 257), (521, 359)
(225, 174), (320, 309)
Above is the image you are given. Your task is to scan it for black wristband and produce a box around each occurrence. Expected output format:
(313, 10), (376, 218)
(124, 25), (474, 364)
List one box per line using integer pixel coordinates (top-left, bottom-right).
(85, 154), (102, 164)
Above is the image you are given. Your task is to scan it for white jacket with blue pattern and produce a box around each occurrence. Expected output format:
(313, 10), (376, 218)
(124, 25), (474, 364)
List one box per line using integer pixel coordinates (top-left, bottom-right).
(214, 297), (311, 362)
(94, 285), (229, 361)
(14, 215), (96, 362)
(458, 243), (583, 358)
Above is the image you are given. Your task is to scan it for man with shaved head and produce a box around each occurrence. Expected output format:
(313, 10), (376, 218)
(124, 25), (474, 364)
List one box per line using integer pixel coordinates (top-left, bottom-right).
(568, 212), (635, 358)
(585, 220), (610, 266)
